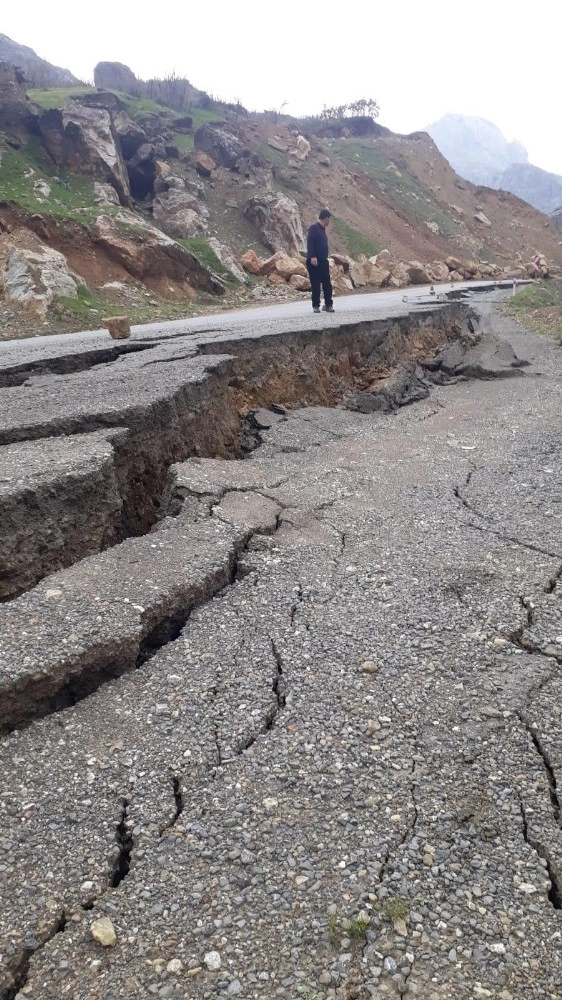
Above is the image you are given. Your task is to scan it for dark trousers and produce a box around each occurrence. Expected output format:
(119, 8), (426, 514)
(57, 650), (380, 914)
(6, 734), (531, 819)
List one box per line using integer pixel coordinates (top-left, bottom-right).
(306, 258), (333, 309)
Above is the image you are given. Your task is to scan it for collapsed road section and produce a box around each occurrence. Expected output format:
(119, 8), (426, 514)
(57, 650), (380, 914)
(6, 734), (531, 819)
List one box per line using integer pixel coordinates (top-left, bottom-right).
(0, 287), (561, 1000)
(0, 292), (525, 601)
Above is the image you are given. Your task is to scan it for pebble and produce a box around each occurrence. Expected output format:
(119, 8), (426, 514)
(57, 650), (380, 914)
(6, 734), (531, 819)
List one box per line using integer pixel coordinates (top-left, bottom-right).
(204, 950), (222, 971)
(90, 917), (117, 947)
(361, 660), (379, 673)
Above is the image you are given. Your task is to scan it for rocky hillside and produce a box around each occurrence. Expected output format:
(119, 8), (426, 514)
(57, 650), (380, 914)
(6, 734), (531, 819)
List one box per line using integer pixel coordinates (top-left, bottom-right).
(427, 113), (562, 215)
(0, 34), (82, 88)
(1, 62), (561, 340)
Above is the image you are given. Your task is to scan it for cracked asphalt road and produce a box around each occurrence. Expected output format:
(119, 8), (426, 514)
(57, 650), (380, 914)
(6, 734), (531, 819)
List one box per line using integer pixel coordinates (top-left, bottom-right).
(0, 296), (561, 1000)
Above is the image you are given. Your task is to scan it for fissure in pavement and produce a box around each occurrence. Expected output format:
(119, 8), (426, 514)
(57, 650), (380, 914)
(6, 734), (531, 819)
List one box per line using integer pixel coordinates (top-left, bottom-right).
(1, 306), (470, 602)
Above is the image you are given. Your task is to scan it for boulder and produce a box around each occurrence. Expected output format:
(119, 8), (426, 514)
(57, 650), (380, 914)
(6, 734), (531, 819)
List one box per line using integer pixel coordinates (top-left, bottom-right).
(406, 261), (433, 285)
(91, 212), (225, 294)
(93, 182), (120, 205)
(362, 262), (390, 287)
(267, 138), (288, 153)
(267, 271), (287, 285)
(0, 63), (40, 140)
(78, 91), (127, 113)
(388, 262), (410, 288)
(288, 273), (311, 291)
(348, 261), (367, 288)
(244, 191), (305, 255)
(194, 150), (217, 177)
(152, 159), (172, 194)
(331, 253), (353, 271)
(260, 251), (290, 276)
(240, 249), (265, 275)
(289, 134), (311, 161)
(38, 103), (131, 205)
(94, 61), (143, 96)
(474, 211), (492, 227)
(0, 227), (80, 317)
(152, 189), (209, 238)
(274, 255), (308, 279)
(207, 238), (246, 283)
(194, 122), (250, 170)
(102, 315), (131, 339)
(429, 262), (450, 283)
(174, 115), (193, 133)
(111, 110), (147, 160)
(329, 262), (353, 294)
(445, 256), (462, 271)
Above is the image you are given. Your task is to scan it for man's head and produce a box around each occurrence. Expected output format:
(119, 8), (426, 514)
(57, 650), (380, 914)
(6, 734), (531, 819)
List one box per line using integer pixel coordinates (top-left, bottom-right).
(318, 208), (331, 228)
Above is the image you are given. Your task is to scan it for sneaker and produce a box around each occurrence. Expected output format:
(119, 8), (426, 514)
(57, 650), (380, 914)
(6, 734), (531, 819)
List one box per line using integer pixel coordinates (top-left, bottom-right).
(313, 306), (321, 313)
(322, 305), (335, 313)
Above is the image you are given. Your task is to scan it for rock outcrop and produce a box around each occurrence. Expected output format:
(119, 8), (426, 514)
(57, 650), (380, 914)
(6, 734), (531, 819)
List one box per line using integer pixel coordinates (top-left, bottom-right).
(152, 188), (209, 238)
(91, 212), (225, 294)
(207, 238), (246, 283)
(0, 227), (80, 316)
(244, 192), (305, 256)
(0, 63), (40, 141)
(38, 103), (131, 205)
(111, 110), (148, 160)
(193, 123), (251, 170)
(125, 141), (166, 200)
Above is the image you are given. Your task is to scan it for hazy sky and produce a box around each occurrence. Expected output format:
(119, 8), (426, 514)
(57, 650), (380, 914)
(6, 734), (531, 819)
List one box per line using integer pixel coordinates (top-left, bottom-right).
(4, 1), (561, 175)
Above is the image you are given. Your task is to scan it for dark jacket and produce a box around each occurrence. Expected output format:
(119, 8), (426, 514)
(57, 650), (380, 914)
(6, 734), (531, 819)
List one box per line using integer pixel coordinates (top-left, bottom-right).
(306, 221), (329, 262)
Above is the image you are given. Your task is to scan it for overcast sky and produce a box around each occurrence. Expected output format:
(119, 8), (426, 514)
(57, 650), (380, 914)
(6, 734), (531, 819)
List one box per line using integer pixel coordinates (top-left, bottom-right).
(4, 1), (561, 175)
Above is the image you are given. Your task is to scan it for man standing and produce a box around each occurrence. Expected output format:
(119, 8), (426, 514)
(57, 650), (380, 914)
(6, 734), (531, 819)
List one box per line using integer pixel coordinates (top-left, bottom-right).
(306, 208), (334, 313)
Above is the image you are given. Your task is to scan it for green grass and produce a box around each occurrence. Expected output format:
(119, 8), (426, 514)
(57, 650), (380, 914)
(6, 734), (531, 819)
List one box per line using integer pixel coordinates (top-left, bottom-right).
(383, 895), (410, 923)
(333, 218), (381, 259)
(28, 86), (179, 120)
(178, 237), (240, 286)
(27, 86), (96, 108)
(257, 141), (286, 168)
(52, 284), (105, 319)
(0, 139), (110, 222)
(327, 909), (369, 950)
(506, 280), (562, 343)
(170, 108), (228, 152)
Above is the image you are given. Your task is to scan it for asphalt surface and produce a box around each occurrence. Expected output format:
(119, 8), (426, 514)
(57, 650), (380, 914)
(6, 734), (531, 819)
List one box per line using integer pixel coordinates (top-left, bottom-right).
(0, 287), (560, 1000)
(0, 281), (516, 365)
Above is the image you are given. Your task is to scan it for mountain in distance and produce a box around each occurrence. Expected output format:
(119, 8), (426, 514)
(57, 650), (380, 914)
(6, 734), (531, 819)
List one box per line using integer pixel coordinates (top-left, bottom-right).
(0, 33), (82, 88)
(427, 113), (562, 217)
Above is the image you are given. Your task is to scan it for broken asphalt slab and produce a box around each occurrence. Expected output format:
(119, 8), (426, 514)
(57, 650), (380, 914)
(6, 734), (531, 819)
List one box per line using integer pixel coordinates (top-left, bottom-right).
(0, 285), (561, 999)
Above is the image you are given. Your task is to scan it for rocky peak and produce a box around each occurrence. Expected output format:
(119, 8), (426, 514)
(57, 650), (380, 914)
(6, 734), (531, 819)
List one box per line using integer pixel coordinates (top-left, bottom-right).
(0, 62), (40, 142)
(0, 34), (82, 87)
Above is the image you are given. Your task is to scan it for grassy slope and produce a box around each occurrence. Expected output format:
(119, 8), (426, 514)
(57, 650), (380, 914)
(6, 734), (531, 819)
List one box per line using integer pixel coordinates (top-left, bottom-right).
(0, 140), (108, 222)
(505, 280), (562, 343)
